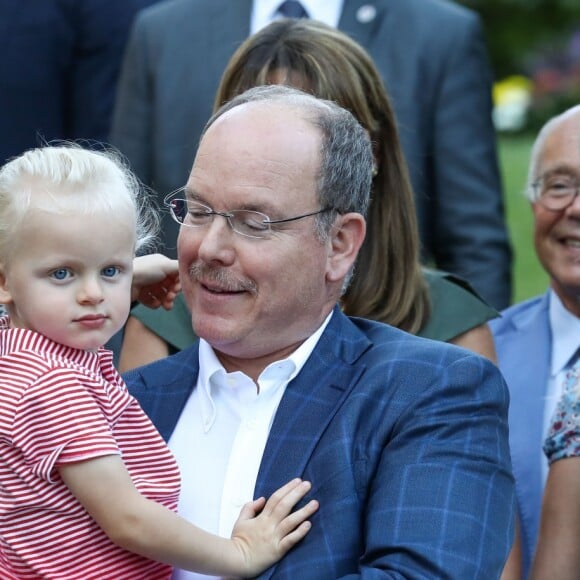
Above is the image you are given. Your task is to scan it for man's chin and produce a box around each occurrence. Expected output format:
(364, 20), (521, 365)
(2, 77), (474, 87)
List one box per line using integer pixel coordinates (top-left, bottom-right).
(193, 316), (242, 345)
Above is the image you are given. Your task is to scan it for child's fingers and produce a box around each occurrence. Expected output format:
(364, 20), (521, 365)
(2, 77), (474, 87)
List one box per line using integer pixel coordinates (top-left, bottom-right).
(164, 272), (181, 292)
(276, 499), (319, 537)
(237, 497), (266, 521)
(141, 293), (162, 308)
(161, 295), (176, 310)
(160, 278), (181, 309)
(261, 479), (312, 517)
(277, 520), (313, 552)
(161, 287), (181, 309)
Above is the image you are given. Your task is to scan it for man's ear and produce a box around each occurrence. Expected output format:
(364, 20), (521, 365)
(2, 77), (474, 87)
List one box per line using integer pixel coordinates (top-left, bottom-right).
(0, 265), (13, 305)
(325, 213), (366, 283)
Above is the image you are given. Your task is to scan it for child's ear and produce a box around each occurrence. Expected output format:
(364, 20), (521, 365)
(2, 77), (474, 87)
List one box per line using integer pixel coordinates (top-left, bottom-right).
(0, 265), (13, 305)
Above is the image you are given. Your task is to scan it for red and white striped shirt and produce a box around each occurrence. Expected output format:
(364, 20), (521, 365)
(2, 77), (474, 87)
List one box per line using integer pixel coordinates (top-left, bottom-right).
(0, 318), (180, 579)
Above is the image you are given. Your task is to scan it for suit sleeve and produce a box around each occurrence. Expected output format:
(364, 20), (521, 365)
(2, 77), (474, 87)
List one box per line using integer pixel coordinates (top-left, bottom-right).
(67, 0), (146, 145)
(431, 14), (512, 310)
(109, 10), (153, 185)
(348, 354), (516, 577)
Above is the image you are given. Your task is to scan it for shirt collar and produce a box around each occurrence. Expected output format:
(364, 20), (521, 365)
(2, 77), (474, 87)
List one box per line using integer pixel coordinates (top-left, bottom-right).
(0, 315), (114, 374)
(549, 289), (580, 376)
(251, 0), (344, 33)
(197, 310), (334, 429)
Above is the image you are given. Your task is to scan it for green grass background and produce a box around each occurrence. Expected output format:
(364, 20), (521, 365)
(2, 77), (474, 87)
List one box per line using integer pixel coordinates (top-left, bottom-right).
(497, 134), (549, 305)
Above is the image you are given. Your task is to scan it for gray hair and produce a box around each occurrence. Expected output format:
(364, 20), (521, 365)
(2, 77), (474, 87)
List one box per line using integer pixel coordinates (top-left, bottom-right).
(203, 84), (373, 241)
(525, 104), (580, 201)
(0, 145), (158, 260)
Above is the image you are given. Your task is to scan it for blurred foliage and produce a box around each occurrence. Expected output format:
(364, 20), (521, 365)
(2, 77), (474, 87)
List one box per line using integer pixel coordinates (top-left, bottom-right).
(526, 84), (580, 133)
(457, 0), (580, 79)
(457, 0), (580, 134)
(497, 134), (548, 302)
(451, 1), (574, 300)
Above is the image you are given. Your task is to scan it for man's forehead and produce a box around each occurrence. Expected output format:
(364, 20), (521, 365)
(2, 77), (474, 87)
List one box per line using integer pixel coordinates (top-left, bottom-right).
(545, 111), (580, 148)
(194, 103), (321, 171)
(538, 112), (580, 169)
(206, 100), (316, 139)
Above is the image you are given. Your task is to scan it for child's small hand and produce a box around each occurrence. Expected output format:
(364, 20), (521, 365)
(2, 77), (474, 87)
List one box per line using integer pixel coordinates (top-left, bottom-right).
(131, 254), (181, 310)
(229, 478), (319, 576)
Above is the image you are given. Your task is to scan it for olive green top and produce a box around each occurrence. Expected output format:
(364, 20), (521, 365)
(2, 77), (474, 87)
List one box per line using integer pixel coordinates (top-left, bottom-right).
(130, 268), (498, 352)
(418, 269), (498, 342)
(131, 290), (196, 354)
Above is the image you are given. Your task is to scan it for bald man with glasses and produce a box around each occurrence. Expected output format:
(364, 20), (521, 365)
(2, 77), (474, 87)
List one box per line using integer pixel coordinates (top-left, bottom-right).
(124, 85), (515, 579)
(111, 0), (512, 311)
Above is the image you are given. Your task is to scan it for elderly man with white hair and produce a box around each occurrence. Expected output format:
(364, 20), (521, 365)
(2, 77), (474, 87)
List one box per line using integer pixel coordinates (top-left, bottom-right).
(490, 104), (580, 578)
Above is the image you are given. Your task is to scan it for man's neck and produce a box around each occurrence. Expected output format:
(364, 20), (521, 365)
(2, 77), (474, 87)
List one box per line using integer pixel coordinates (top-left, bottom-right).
(551, 282), (580, 318)
(207, 308), (336, 383)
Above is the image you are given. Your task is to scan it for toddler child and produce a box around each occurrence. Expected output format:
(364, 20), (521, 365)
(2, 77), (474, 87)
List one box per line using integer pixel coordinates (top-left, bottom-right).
(0, 145), (318, 579)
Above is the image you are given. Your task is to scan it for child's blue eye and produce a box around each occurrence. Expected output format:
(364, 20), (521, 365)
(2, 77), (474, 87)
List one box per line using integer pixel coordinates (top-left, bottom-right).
(51, 268), (71, 281)
(102, 266), (120, 278)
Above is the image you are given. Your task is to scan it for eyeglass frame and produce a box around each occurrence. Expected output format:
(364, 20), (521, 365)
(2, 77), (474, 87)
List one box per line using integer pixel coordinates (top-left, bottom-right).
(164, 190), (337, 239)
(530, 172), (580, 211)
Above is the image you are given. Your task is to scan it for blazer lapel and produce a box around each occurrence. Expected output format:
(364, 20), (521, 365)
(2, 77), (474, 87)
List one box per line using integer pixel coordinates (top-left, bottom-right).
(254, 309), (370, 498)
(339, 0), (389, 47)
(130, 344), (200, 442)
(209, 0), (253, 85)
(507, 293), (551, 461)
(504, 293), (551, 552)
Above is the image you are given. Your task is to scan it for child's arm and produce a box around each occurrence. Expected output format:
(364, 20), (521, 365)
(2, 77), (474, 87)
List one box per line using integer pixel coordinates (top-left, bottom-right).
(59, 455), (318, 576)
(131, 253), (181, 310)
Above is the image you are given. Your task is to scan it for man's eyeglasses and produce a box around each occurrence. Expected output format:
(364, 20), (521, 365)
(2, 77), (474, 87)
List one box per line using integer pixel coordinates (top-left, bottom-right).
(531, 174), (580, 211)
(165, 195), (335, 239)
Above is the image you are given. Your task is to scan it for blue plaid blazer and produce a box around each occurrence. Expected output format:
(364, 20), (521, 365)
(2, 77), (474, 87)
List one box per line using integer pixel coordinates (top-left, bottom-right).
(124, 308), (515, 578)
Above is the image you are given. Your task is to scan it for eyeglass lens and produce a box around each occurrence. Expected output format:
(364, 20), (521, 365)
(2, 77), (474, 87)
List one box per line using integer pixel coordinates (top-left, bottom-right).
(538, 176), (580, 210)
(169, 199), (272, 238)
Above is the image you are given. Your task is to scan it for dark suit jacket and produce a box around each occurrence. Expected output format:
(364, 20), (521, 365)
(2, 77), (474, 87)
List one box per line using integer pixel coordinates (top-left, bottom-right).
(0, 0), (160, 164)
(124, 308), (515, 578)
(111, 0), (512, 309)
(489, 292), (551, 578)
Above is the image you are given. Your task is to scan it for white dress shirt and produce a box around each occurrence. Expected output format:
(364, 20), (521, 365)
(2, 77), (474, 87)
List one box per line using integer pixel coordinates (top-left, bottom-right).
(251, 0), (344, 34)
(542, 289), (580, 483)
(169, 312), (332, 580)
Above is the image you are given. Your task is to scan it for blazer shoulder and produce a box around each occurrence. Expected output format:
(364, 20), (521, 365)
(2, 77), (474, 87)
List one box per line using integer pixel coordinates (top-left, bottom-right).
(123, 343), (199, 392)
(350, 313), (479, 369)
(382, 0), (483, 63)
(489, 294), (548, 336)
(404, 0), (479, 21)
(393, 0), (481, 29)
(136, 0), (237, 29)
(131, 0), (198, 37)
(420, 269), (498, 342)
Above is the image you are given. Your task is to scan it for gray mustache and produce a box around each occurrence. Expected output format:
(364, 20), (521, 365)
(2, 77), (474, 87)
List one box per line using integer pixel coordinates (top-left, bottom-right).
(188, 263), (258, 294)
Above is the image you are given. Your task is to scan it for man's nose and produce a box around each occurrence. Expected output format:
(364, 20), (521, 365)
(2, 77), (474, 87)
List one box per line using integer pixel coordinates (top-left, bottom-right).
(196, 215), (236, 265)
(565, 189), (580, 217)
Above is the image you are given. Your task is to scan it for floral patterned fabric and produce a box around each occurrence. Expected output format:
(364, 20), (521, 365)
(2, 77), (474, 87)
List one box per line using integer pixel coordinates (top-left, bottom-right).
(544, 355), (580, 463)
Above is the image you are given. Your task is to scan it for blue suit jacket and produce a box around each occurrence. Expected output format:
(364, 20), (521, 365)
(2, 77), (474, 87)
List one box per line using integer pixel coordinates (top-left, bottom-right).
(111, 0), (512, 309)
(0, 0), (160, 164)
(125, 309), (515, 578)
(490, 293), (551, 578)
